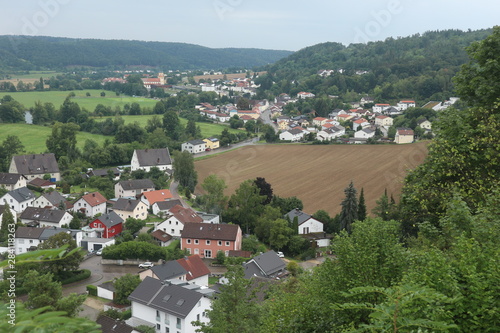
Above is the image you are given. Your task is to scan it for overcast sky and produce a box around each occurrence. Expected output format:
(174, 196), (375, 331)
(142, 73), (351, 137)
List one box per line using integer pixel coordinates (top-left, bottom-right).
(1, 0), (498, 51)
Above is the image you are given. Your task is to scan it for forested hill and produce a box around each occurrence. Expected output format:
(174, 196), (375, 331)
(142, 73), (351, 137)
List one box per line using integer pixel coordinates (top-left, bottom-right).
(0, 36), (293, 71)
(263, 29), (493, 101)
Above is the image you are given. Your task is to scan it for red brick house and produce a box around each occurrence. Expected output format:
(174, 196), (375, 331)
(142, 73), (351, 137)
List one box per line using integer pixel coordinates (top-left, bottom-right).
(89, 211), (124, 238)
(180, 223), (242, 258)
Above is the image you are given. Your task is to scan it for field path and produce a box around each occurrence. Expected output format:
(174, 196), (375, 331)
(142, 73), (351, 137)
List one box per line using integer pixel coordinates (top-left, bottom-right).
(194, 142), (428, 216)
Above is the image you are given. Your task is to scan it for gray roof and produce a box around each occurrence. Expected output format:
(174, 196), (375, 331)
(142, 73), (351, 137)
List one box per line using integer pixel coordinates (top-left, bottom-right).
(362, 128), (375, 134)
(135, 148), (172, 167)
(285, 208), (312, 226)
(186, 139), (206, 146)
(97, 281), (116, 292)
(15, 226), (45, 239)
(288, 128), (304, 135)
(113, 198), (143, 212)
(7, 187), (35, 203)
(150, 261), (187, 280)
(20, 207), (68, 223)
(88, 167), (120, 177)
(244, 260), (266, 279)
(154, 199), (183, 211)
(0, 173), (24, 185)
(118, 179), (155, 191)
(95, 211), (124, 228)
(41, 191), (66, 206)
(11, 153), (59, 175)
(128, 277), (203, 318)
(246, 251), (286, 277)
(39, 227), (80, 241)
(96, 315), (134, 333)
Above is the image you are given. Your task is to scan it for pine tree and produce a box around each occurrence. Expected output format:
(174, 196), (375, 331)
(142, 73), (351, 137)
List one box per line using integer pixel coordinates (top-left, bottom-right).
(339, 181), (358, 233)
(358, 188), (367, 221)
(0, 205), (15, 244)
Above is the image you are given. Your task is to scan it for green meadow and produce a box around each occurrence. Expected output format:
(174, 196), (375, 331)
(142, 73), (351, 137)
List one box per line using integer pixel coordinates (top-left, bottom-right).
(0, 123), (108, 153)
(1, 89), (157, 110)
(4, 71), (64, 80)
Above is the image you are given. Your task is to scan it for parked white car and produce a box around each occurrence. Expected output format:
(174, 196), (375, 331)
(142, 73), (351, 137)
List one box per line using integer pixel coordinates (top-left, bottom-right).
(277, 251), (285, 258)
(138, 262), (154, 269)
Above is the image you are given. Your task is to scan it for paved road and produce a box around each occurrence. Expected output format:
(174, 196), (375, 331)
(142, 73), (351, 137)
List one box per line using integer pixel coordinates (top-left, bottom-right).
(259, 108), (278, 131)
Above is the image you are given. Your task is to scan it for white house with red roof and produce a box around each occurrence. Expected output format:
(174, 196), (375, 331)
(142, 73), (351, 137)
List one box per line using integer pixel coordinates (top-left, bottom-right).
(297, 92), (315, 99)
(375, 115), (394, 127)
(397, 100), (416, 111)
(352, 118), (370, 131)
(372, 103), (391, 113)
(312, 117), (328, 126)
(395, 128), (414, 144)
(155, 205), (203, 238)
(72, 191), (107, 217)
(140, 189), (173, 208)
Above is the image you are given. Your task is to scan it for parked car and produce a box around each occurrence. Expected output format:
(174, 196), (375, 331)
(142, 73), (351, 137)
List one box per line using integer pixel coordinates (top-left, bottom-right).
(95, 248), (103, 256)
(138, 262), (154, 269)
(277, 251), (285, 258)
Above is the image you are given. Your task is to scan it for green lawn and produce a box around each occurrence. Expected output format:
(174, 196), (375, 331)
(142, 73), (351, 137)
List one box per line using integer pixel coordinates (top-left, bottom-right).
(2, 89), (158, 110)
(3, 71), (64, 80)
(0, 123), (108, 153)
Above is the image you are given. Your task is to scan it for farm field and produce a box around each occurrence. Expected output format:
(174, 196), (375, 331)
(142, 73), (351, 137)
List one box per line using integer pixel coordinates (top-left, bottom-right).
(0, 123), (108, 153)
(0, 71), (64, 85)
(93, 115), (245, 137)
(1, 89), (157, 110)
(194, 143), (429, 217)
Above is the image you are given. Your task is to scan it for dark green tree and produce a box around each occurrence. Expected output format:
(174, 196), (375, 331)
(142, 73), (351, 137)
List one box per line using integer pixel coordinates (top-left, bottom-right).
(46, 122), (80, 161)
(153, 101), (165, 114)
(113, 274), (141, 305)
(163, 110), (181, 139)
(226, 179), (265, 234)
(254, 177), (273, 205)
(0, 205), (15, 245)
(124, 217), (146, 235)
(172, 150), (198, 193)
(357, 187), (367, 221)
(339, 181), (358, 233)
(37, 232), (83, 277)
(0, 135), (24, 172)
(201, 174), (228, 215)
(186, 118), (197, 138)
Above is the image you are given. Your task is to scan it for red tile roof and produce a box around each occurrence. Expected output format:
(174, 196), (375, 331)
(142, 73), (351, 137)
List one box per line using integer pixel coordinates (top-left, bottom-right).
(142, 189), (173, 205)
(150, 229), (173, 243)
(176, 255), (210, 281)
(169, 205), (203, 224)
(397, 129), (414, 136)
(81, 192), (106, 207)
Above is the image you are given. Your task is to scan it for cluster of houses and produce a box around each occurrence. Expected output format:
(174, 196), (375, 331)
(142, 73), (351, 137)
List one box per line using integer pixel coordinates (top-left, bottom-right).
(181, 137), (220, 154)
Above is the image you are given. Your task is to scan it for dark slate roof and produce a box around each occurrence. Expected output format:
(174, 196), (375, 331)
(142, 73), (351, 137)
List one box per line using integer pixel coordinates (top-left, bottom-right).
(113, 198), (143, 212)
(88, 167), (120, 177)
(41, 191), (66, 206)
(15, 226), (45, 239)
(95, 211), (123, 228)
(135, 148), (172, 167)
(154, 199), (183, 211)
(11, 153), (59, 175)
(39, 227), (80, 241)
(6, 187), (35, 203)
(150, 261), (187, 280)
(20, 207), (67, 223)
(288, 128), (304, 135)
(244, 261), (266, 279)
(181, 223), (240, 241)
(98, 281), (116, 292)
(118, 179), (155, 191)
(0, 173), (23, 185)
(96, 315), (134, 333)
(186, 139), (206, 145)
(285, 208), (312, 226)
(128, 277), (202, 318)
(246, 251), (286, 277)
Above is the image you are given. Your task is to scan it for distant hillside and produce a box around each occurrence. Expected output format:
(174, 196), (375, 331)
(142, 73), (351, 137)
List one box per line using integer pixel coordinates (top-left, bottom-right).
(0, 36), (293, 71)
(263, 29), (493, 102)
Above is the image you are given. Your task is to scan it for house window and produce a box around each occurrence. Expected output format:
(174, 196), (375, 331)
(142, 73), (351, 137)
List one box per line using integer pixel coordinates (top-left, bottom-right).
(29, 240), (33, 244)
(197, 314), (200, 321)
(171, 229), (174, 233)
(194, 239), (199, 244)
(225, 250), (229, 256)
(156, 310), (160, 321)
(175, 221), (178, 225)
(176, 318), (181, 329)
(204, 250), (212, 258)
(225, 241), (230, 246)
(169, 221), (171, 225)
(187, 239), (191, 244)
(303, 227), (309, 234)
(18, 239), (24, 244)
(218, 241), (222, 246)
(165, 328), (170, 333)
(194, 248), (199, 254)
(206, 240), (210, 245)
(156, 323), (161, 330)
(186, 248), (191, 254)
(164, 314), (170, 325)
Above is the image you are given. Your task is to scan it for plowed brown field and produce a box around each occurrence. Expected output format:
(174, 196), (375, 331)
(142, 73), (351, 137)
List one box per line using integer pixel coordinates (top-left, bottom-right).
(194, 142), (428, 216)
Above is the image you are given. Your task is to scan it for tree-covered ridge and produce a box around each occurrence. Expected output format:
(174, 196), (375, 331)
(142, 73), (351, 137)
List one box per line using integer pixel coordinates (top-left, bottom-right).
(262, 29), (492, 102)
(0, 35), (293, 71)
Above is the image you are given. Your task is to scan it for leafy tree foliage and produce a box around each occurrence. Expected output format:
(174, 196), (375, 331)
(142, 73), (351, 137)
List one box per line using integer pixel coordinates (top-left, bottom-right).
(201, 174), (228, 215)
(254, 177), (273, 205)
(37, 232), (83, 278)
(114, 274), (141, 305)
(172, 150), (197, 193)
(0, 205), (15, 245)
(357, 187), (367, 221)
(225, 179), (265, 234)
(0, 135), (24, 172)
(0, 95), (25, 123)
(124, 217), (146, 235)
(46, 121), (80, 161)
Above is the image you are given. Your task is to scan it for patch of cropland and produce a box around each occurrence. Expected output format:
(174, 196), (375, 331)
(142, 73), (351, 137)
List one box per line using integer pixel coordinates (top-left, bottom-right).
(195, 143), (428, 216)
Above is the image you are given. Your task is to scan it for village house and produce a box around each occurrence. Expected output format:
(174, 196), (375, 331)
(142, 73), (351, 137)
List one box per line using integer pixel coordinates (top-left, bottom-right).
(155, 205), (203, 238)
(354, 127), (376, 140)
(285, 209), (331, 247)
(127, 277), (213, 333)
(0, 187), (36, 215)
(316, 125), (346, 141)
(88, 211), (124, 238)
(32, 191), (68, 210)
(141, 72), (165, 89)
(417, 118), (432, 130)
(397, 100), (416, 110)
(203, 137), (220, 150)
(151, 199), (183, 216)
(140, 189), (173, 208)
(336, 114), (354, 122)
(20, 207), (72, 228)
(243, 250), (287, 280)
(297, 91), (315, 99)
(372, 103), (391, 113)
(112, 198), (148, 221)
(374, 115), (394, 127)
(131, 148), (172, 173)
(352, 118), (370, 131)
(72, 192), (107, 217)
(150, 229), (174, 247)
(9, 153), (60, 182)
(15, 226), (83, 254)
(140, 255), (210, 287)
(181, 140), (207, 154)
(180, 223), (242, 258)
(279, 128), (307, 142)
(395, 128), (414, 144)
(312, 117), (328, 127)
(383, 106), (402, 116)
(28, 178), (56, 190)
(86, 167), (121, 181)
(0, 173), (27, 191)
(115, 179), (155, 199)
